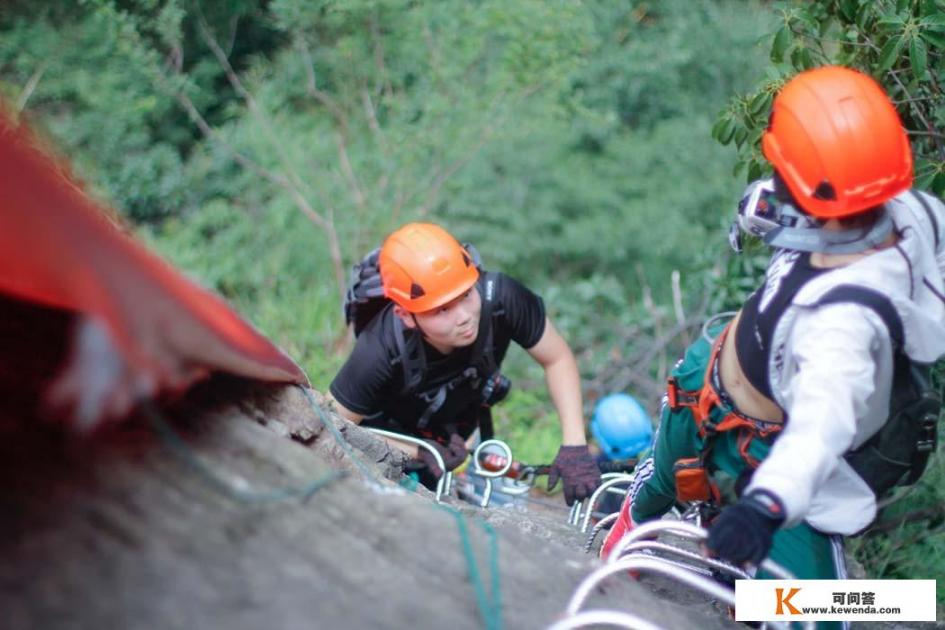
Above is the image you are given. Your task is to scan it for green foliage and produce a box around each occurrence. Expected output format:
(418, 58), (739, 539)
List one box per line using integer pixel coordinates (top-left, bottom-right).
(713, 0), (945, 194)
(1, 0), (776, 453)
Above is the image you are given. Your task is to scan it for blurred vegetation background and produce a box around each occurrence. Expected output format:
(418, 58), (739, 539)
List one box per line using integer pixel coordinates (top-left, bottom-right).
(1, 0), (942, 605)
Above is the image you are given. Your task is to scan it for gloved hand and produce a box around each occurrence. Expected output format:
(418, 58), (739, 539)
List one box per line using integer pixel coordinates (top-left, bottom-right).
(416, 433), (468, 478)
(706, 490), (785, 566)
(599, 493), (639, 560)
(547, 444), (602, 506)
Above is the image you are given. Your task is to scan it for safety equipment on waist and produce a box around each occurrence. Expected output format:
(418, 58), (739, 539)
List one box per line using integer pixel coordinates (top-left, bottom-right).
(673, 458), (720, 504)
(706, 490), (785, 567)
(480, 372), (511, 408)
(667, 323), (783, 467)
(762, 65), (913, 219)
(666, 322), (783, 507)
(591, 393), (654, 461)
(729, 177), (895, 255)
(378, 223), (480, 313)
(547, 444), (603, 506)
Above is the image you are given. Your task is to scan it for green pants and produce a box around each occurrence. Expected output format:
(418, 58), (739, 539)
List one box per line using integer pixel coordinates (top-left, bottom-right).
(629, 328), (848, 630)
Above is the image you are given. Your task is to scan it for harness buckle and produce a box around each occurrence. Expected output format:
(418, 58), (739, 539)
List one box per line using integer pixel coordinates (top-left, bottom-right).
(666, 376), (698, 412)
(916, 411), (939, 453)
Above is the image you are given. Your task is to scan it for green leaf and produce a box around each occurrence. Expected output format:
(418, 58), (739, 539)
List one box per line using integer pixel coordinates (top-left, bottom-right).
(911, 35), (929, 79)
(932, 170), (945, 197)
(790, 45), (815, 70)
(876, 16), (907, 33)
(749, 91), (769, 117)
(855, 4), (873, 30)
(771, 25), (791, 63)
(919, 13), (945, 30)
(914, 166), (937, 191)
(711, 115), (734, 143)
(748, 160), (766, 181)
(920, 29), (945, 48)
(719, 117), (737, 145)
(734, 125), (749, 148)
(878, 35), (906, 71)
(839, 0), (858, 22)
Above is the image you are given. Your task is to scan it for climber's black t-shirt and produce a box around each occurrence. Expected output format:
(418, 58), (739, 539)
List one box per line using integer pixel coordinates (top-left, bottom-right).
(329, 273), (546, 439)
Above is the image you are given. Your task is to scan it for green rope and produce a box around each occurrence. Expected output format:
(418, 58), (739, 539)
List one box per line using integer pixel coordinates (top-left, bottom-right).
(299, 386), (385, 487)
(438, 505), (503, 630)
(299, 386), (502, 630)
(143, 402), (346, 504)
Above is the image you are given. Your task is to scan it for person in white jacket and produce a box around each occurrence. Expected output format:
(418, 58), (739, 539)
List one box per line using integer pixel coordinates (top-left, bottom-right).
(601, 66), (945, 624)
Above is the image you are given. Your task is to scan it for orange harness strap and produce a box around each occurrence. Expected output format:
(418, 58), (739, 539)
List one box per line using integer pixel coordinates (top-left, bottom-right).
(666, 323), (783, 470)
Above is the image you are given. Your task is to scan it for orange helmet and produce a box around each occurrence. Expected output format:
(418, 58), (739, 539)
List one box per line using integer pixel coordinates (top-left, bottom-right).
(762, 65), (913, 219)
(379, 223), (479, 313)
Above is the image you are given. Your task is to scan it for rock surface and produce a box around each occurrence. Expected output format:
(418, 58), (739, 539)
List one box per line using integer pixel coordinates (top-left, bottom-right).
(0, 377), (937, 629)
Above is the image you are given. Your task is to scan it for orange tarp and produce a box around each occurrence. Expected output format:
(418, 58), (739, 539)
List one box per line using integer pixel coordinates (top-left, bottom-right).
(0, 111), (307, 428)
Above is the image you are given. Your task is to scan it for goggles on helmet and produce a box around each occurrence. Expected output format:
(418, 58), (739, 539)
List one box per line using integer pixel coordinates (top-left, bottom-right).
(728, 177), (894, 255)
(729, 178), (778, 253)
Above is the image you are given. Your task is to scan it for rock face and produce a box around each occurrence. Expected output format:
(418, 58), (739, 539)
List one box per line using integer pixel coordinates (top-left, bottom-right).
(0, 376), (785, 629)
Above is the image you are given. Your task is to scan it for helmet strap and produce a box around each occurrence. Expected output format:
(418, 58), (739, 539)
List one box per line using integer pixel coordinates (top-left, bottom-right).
(763, 203), (894, 254)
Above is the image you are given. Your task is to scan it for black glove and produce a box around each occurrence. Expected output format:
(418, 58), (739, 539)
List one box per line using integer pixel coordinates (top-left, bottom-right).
(706, 490), (786, 566)
(547, 444), (602, 506)
(416, 433), (468, 478)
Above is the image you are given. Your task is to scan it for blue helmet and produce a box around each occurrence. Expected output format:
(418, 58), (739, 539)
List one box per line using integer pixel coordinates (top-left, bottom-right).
(591, 393), (653, 460)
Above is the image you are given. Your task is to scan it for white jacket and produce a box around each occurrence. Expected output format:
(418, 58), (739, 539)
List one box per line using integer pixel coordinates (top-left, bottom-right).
(746, 190), (945, 534)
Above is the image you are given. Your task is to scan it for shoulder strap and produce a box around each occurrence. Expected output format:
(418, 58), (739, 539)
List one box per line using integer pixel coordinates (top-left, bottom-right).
(473, 271), (501, 375)
(909, 190), (941, 250)
(392, 316), (426, 394)
(815, 284), (904, 349)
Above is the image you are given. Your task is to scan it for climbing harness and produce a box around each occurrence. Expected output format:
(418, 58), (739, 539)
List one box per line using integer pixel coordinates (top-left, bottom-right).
(666, 323), (783, 502)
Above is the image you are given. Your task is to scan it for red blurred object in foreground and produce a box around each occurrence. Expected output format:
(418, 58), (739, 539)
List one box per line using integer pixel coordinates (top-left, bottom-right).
(0, 108), (307, 430)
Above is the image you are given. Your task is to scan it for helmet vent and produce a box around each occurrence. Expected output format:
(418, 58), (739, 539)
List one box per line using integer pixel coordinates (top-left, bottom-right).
(410, 282), (426, 299)
(813, 180), (836, 201)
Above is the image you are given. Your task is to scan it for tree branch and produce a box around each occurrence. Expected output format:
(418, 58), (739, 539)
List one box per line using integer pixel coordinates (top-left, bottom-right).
(195, 14), (346, 298)
(368, 12), (394, 100)
(295, 36), (350, 136)
(15, 62), (48, 115)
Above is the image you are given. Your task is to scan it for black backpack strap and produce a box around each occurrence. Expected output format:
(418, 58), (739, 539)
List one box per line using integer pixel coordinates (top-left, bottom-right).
(470, 271), (500, 376)
(818, 285), (942, 494)
(815, 285), (904, 349)
(392, 316), (426, 394)
(408, 270), (504, 433)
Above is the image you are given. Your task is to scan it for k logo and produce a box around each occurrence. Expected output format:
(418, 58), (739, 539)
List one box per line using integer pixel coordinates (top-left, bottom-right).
(775, 587), (802, 615)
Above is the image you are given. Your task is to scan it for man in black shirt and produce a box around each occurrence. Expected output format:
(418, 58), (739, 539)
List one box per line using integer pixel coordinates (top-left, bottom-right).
(328, 222), (601, 505)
